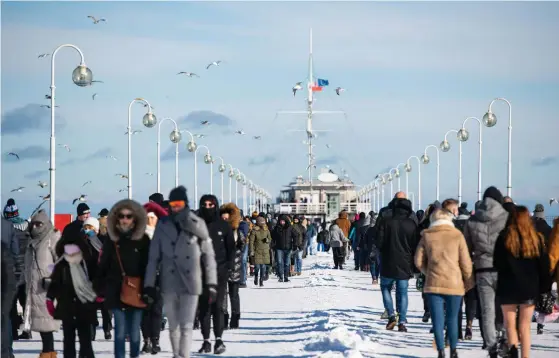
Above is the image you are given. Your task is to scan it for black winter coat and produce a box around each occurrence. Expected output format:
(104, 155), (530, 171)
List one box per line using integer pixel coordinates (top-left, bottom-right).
(533, 217), (552, 244)
(375, 198), (419, 280)
(291, 223), (305, 250)
(207, 219), (236, 284)
(229, 229), (246, 283)
(272, 223), (298, 250)
(1, 241), (17, 315)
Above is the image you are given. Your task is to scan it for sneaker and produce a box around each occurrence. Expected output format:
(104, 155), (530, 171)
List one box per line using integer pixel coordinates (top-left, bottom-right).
(422, 311), (430, 323)
(386, 316), (397, 330)
(214, 339), (226, 354)
(198, 341), (211, 353)
(397, 323), (407, 332)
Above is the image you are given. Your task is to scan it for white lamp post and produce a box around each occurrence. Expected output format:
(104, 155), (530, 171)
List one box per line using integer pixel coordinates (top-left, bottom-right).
(235, 169), (242, 206)
(248, 181), (254, 213)
(484, 98), (512, 197)
(214, 157), (226, 205)
(422, 145), (440, 201)
(227, 165), (235, 203)
(459, 117), (483, 201)
(241, 174), (248, 215)
(408, 192), (416, 210)
(127, 98), (157, 200)
(156, 118), (181, 192)
(406, 155), (422, 210)
(194, 145), (212, 210)
(390, 167), (401, 192)
(440, 129), (460, 202)
(48, 44), (93, 223)
(395, 163), (407, 194)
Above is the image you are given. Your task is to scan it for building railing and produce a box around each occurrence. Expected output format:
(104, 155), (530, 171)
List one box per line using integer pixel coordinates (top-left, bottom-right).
(275, 202), (372, 217)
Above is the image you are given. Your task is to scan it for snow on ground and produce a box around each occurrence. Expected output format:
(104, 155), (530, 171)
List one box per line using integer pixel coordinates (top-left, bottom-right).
(13, 252), (559, 357)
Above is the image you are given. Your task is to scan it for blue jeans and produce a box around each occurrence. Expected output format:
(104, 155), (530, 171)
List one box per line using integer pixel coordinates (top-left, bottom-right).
(294, 249), (303, 273)
(276, 249), (291, 280)
(308, 236), (317, 255)
(380, 277), (409, 323)
(317, 242), (325, 252)
(241, 244), (249, 285)
(427, 294), (462, 350)
(254, 264), (266, 281)
(113, 308), (143, 358)
(369, 257), (379, 280)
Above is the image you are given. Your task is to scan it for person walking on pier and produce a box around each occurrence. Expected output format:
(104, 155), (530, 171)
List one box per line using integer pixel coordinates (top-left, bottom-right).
(271, 216), (297, 282)
(249, 216), (272, 286)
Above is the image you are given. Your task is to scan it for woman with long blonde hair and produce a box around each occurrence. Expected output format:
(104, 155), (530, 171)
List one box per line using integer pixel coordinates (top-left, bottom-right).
(493, 206), (552, 358)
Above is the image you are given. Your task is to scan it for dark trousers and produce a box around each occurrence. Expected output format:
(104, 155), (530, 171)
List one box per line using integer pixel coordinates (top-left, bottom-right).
(227, 282), (240, 315)
(199, 282), (227, 340)
(459, 287), (478, 335)
(333, 247), (345, 267)
(63, 319), (95, 358)
(40, 332), (55, 353)
(353, 248), (360, 268)
(141, 290), (163, 340)
(10, 284), (26, 335)
(94, 302), (112, 333)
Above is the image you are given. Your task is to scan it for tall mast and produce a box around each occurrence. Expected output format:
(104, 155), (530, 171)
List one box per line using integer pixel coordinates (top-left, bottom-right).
(307, 28), (314, 193)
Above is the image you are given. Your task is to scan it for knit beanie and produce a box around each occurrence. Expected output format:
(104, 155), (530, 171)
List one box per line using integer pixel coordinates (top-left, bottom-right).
(3, 198), (19, 219)
(149, 193), (165, 206)
(169, 186), (188, 203)
(483, 186), (504, 205)
(534, 203), (545, 219)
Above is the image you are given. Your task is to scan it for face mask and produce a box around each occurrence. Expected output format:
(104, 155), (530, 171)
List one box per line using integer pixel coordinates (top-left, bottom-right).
(84, 229), (95, 237)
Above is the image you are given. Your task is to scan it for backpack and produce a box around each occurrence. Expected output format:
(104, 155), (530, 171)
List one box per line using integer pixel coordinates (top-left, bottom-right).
(318, 230), (331, 246)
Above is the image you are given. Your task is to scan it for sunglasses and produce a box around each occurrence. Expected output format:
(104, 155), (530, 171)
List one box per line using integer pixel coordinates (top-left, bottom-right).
(169, 200), (186, 208)
(118, 213), (133, 219)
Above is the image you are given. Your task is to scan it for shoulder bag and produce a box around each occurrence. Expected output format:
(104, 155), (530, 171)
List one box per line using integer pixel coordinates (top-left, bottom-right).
(114, 242), (147, 308)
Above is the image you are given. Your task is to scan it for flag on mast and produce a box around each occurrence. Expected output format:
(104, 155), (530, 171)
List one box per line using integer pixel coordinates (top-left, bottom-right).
(312, 78), (329, 91)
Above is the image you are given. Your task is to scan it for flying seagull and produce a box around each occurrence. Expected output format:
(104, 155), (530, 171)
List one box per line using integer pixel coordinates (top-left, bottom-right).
(292, 82), (303, 96)
(125, 130), (142, 135)
(11, 187), (24, 192)
(118, 188), (128, 192)
(90, 80), (104, 85)
(253, 136), (261, 140)
(87, 15), (106, 24)
(550, 198), (558, 206)
(40, 105), (59, 108)
(145, 172), (154, 176)
(200, 120), (210, 125)
(326, 144), (332, 149)
(40, 194), (51, 201)
(37, 181), (48, 188)
(177, 72), (199, 77)
(72, 194), (87, 205)
(8, 152), (19, 160)
(38, 53), (50, 59)
(58, 144), (71, 152)
(45, 94), (52, 99)
(206, 61), (222, 69)
(335, 87), (345, 96)
(116, 173), (128, 179)
(82, 180), (92, 187)
(106, 155), (117, 161)
(92, 93), (98, 100)
(235, 130), (246, 135)
(194, 134), (207, 138)
(306, 164), (317, 170)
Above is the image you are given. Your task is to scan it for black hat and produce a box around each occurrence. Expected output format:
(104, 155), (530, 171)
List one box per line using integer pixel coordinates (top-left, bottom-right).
(149, 193), (165, 206)
(169, 186), (188, 203)
(483, 186), (504, 205)
(77, 203), (91, 216)
(98, 208), (109, 217)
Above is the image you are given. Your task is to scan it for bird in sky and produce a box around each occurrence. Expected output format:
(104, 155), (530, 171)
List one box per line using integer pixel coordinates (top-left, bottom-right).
(125, 130), (142, 135)
(253, 136), (262, 140)
(194, 134), (207, 138)
(145, 172), (154, 176)
(200, 120), (210, 125)
(235, 130), (246, 135)
(92, 93), (98, 100)
(58, 144), (71, 152)
(116, 174), (128, 179)
(206, 61), (222, 69)
(72, 194), (87, 205)
(87, 15), (106, 24)
(326, 144), (332, 149)
(550, 198), (558, 206)
(177, 72), (199, 77)
(37, 181), (48, 188)
(40, 105), (59, 108)
(306, 164), (317, 170)
(106, 155), (117, 161)
(82, 181), (92, 187)
(8, 152), (19, 160)
(335, 87), (345, 96)
(292, 82), (303, 96)
(11, 187), (24, 192)
(40, 194), (51, 201)
(45, 94), (52, 99)
(38, 53), (50, 58)
(142, 103), (154, 109)
(118, 188), (128, 192)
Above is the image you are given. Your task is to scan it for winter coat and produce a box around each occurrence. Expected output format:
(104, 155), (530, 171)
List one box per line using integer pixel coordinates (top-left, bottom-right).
(206, 218), (236, 284)
(355, 216), (372, 250)
(375, 198), (419, 280)
(47, 237), (98, 324)
(414, 220), (474, 296)
(249, 225), (272, 265)
(1, 241), (17, 316)
(334, 211), (351, 238)
(221, 203), (246, 283)
(291, 223), (305, 250)
(24, 210), (61, 332)
(145, 208), (217, 296)
(329, 224), (348, 248)
(1, 217), (19, 260)
(271, 217), (298, 251)
(533, 216), (552, 244)
(4, 218), (29, 285)
(95, 199), (151, 310)
(463, 197), (509, 272)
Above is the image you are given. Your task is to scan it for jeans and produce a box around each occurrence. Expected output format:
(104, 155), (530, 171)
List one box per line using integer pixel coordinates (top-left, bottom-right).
(113, 308), (143, 358)
(427, 294), (462, 350)
(163, 293), (198, 358)
(380, 277), (409, 323)
(308, 236), (317, 255)
(369, 257), (379, 280)
(241, 244), (249, 285)
(477, 272), (503, 351)
(294, 250), (303, 273)
(1, 315), (12, 357)
(317, 242), (325, 252)
(254, 264), (266, 281)
(62, 318), (95, 358)
(276, 249), (291, 280)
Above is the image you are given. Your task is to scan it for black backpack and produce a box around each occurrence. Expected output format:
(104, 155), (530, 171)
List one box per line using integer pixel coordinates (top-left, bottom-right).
(318, 229), (330, 245)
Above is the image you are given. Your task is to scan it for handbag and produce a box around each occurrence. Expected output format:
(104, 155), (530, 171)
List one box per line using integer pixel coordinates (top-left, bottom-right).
(535, 291), (555, 315)
(114, 243), (147, 308)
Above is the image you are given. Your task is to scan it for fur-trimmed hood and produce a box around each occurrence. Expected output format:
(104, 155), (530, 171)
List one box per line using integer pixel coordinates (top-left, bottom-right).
(107, 199), (147, 242)
(338, 211), (348, 219)
(220, 202), (241, 230)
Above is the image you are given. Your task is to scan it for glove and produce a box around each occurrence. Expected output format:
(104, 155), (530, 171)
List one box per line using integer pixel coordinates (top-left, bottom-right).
(207, 285), (217, 304)
(142, 287), (156, 306)
(46, 298), (55, 317)
(95, 296), (105, 303)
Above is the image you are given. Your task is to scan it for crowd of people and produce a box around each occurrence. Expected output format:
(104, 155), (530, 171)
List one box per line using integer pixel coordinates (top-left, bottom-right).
(1, 185), (558, 358)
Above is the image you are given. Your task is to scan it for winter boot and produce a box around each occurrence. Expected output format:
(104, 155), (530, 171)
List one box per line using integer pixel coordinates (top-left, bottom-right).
(198, 340), (211, 353)
(398, 323), (408, 332)
(91, 325), (97, 341)
(386, 316), (398, 330)
(278, 277), (284, 282)
(508, 345), (519, 358)
(437, 350), (445, 358)
(151, 337), (161, 354)
(230, 314), (240, 329)
(142, 338), (152, 353)
(160, 317), (167, 331)
(537, 323), (544, 334)
(18, 331), (32, 339)
(254, 276), (258, 285)
(449, 348), (458, 358)
(259, 278), (264, 287)
(104, 330), (112, 340)
(223, 313), (230, 330)
(421, 311), (430, 323)
(214, 339), (226, 354)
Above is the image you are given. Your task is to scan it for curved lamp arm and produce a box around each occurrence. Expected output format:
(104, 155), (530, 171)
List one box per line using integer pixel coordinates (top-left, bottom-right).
(444, 129), (459, 142)
(195, 144), (211, 156)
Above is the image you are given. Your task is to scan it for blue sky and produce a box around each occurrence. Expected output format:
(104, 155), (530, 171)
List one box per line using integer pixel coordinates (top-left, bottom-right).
(2, 1), (559, 217)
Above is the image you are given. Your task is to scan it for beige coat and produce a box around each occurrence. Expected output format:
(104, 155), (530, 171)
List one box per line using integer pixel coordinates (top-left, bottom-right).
(414, 220), (474, 296)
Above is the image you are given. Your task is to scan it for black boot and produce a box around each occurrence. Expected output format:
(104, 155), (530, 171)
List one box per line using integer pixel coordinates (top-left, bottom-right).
(160, 317), (167, 331)
(151, 337), (161, 354)
(230, 314), (240, 329)
(198, 340), (211, 353)
(193, 317), (200, 330)
(91, 325), (97, 341)
(508, 345), (519, 358)
(259, 278), (264, 287)
(223, 314), (230, 330)
(142, 338), (152, 353)
(18, 331), (32, 340)
(104, 330), (112, 340)
(438, 350), (445, 358)
(254, 276), (258, 285)
(214, 339), (226, 354)
(449, 348), (458, 358)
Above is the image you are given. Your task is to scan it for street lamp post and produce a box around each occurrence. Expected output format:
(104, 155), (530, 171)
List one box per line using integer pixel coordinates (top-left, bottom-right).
(49, 44), (93, 223)
(227, 165), (235, 203)
(215, 157), (226, 205)
(440, 129), (461, 202)
(484, 98), (512, 197)
(406, 155), (422, 210)
(194, 145), (212, 210)
(157, 118), (181, 193)
(241, 174), (248, 215)
(235, 169), (241, 206)
(422, 145), (441, 201)
(408, 192), (416, 210)
(390, 167), (401, 192)
(248, 181), (254, 213)
(395, 163), (407, 194)
(459, 117), (483, 201)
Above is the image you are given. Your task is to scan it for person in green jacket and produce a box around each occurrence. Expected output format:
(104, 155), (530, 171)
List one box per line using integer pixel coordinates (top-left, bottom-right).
(249, 217), (272, 287)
